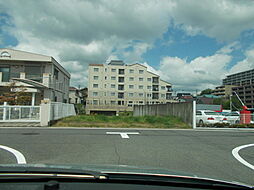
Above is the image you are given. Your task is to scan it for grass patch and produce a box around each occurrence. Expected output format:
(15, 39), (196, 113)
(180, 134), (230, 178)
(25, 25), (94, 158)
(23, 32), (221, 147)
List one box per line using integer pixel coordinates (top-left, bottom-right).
(52, 115), (190, 129)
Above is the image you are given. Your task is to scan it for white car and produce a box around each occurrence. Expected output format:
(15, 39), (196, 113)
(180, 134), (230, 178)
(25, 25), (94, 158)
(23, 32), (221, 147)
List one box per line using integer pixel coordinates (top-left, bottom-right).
(196, 110), (227, 126)
(222, 112), (240, 124)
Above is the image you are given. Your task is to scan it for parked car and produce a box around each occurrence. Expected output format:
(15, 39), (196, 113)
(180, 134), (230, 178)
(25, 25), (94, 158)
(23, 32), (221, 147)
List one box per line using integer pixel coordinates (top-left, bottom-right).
(222, 112), (240, 124)
(196, 110), (227, 126)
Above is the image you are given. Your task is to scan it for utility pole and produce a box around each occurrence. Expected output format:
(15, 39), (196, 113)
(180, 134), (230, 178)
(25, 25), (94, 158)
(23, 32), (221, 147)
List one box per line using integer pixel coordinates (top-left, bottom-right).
(230, 95), (232, 111)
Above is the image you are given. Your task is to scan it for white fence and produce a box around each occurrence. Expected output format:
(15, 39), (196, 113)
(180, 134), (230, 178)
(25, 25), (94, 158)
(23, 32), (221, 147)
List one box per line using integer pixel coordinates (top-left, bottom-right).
(0, 105), (40, 122)
(50, 102), (76, 121)
(0, 102), (76, 126)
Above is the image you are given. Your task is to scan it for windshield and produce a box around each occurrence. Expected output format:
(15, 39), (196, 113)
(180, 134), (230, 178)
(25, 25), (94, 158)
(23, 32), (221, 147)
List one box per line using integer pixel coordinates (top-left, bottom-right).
(0, 0), (253, 188)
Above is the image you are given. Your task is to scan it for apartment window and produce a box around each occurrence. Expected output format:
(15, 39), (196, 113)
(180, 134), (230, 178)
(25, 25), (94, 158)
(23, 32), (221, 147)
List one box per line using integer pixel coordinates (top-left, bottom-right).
(0, 67), (10, 82)
(139, 85), (143, 89)
(93, 92), (98, 96)
(139, 101), (143, 104)
(152, 77), (159, 83)
(93, 100), (98, 105)
(110, 101), (116, 105)
(129, 69), (134, 73)
(110, 92), (115, 96)
(105, 68), (107, 72)
(24, 66), (43, 82)
(119, 69), (125, 74)
(118, 77), (124, 82)
(111, 68), (116, 72)
(161, 86), (165, 90)
(139, 77), (143, 81)
(93, 84), (98, 88)
(129, 77), (134, 81)
(147, 93), (151, 97)
(104, 84), (107, 88)
(161, 94), (165, 98)
(118, 84), (124, 90)
(129, 93), (134, 97)
(147, 78), (151, 82)
(139, 70), (144, 74)
(129, 85), (134, 89)
(54, 68), (59, 80)
(111, 76), (116, 80)
(118, 92), (124, 99)
(93, 76), (99, 80)
(94, 68), (99, 72)
(139, 93), (143, 97)
(105, 76), (107, 80)
(147, 86), (151, 90)
(111, 84), (116, 88)
(129, 101), (133, 104)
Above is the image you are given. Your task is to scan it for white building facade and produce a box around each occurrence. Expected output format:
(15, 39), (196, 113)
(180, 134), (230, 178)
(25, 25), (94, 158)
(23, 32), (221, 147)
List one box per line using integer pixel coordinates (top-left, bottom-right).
(0, 48), (70, 105)
(86, 60), (173, 114)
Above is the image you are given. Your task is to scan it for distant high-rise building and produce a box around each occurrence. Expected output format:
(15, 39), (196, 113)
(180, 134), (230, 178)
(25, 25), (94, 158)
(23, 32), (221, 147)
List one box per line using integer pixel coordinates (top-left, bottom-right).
(223, 69), (254, 86)
(86, 60), (173, 115)
(222, 68), (254, 108)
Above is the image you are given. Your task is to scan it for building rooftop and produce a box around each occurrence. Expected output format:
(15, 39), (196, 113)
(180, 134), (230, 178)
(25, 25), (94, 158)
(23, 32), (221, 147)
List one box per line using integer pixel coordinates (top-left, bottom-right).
(108, 60), (125, 66)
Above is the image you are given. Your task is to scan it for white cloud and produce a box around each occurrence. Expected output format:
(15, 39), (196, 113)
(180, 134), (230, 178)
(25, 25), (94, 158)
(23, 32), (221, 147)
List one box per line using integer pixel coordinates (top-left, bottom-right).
(1, 0), (174, 87)
(2, 0), (254, 89)
(217, 41), (241, 54)
(229, 48), (254, 74)
(171, 0), (254, 41)
(156, 53), (232, 91)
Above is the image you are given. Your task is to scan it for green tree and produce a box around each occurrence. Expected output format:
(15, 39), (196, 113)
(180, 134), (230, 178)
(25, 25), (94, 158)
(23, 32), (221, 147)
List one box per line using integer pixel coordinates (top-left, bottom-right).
(200, 88), (213, 95)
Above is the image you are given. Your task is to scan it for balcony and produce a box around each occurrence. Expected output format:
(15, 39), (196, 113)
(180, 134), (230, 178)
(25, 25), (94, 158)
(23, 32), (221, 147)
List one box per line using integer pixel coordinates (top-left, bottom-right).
(152, 85), (159, 91)
(166, 85), (172, 92)
(118, 85), (124, 91)
(152, 77), (159, 84)
(166, 93), (171, 100)
(118, 77), (125, 83)
(118, 92), (124, 99)
(118, 69), (125, 75)
(152, 93), (159, 99)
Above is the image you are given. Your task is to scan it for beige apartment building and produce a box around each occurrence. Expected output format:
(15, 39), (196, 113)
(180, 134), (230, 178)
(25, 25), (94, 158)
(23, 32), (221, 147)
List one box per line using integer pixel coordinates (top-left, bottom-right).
(0, 48), (70, 105)
(86, 60), (173, 115)
(212, 85), (238, 97)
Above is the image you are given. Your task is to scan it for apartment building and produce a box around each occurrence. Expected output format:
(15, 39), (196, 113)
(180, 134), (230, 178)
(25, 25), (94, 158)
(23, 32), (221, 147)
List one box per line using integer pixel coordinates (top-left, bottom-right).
(212, 85), (237, 97)
(222, 68), (254, 108)
(232, 85), (254, 108)
(223, 69), (254, 86)
(0, 48), (70, 105)
(86, 60), (173, 115)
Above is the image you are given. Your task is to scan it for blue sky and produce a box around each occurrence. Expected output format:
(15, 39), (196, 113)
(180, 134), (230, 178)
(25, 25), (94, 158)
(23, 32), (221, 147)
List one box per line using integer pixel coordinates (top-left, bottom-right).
(1, 0), (254, 92)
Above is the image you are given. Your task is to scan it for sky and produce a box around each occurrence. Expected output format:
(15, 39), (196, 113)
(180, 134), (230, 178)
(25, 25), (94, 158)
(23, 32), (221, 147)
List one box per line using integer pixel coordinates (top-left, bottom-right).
(1, 0), (254, 93)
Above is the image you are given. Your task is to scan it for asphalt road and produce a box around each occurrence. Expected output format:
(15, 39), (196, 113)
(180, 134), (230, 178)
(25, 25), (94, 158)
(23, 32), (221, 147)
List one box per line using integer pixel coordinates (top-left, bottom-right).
(0, 127), (253, 186)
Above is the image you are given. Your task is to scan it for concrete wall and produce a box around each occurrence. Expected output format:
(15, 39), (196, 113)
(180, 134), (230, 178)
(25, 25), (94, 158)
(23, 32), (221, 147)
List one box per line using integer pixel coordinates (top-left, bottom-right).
(133, 102), (193, 126)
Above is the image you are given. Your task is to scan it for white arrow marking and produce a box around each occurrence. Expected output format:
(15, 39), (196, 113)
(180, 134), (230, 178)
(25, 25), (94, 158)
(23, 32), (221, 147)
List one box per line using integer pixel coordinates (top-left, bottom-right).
(0, 145), (27, 164)
(106, 132), (139, 139)
(232, 143), (254, 171)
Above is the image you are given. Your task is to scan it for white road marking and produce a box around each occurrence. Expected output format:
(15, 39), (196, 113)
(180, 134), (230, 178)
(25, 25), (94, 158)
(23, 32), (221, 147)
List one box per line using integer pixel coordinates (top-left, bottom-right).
(232, 144), (254, 171)
(0, 145), (27, 164)
(106, 132), (139, 139)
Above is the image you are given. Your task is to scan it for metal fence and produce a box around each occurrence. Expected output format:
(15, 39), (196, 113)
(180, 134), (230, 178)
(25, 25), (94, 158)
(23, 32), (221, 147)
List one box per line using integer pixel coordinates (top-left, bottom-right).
(0, 105), (40, 122)
(50, 102), (76, 120)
